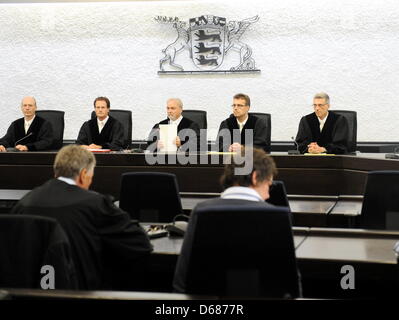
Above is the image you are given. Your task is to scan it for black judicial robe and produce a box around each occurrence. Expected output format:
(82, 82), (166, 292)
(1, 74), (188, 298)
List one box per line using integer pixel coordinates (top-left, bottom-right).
(11, 179), (153, 290)
(0, 116), (54, 151)
(76, 116), (125, 150)
(295, 112), (349, 154)
(149, 117), (200, 151)
(216, 114), (270, 152)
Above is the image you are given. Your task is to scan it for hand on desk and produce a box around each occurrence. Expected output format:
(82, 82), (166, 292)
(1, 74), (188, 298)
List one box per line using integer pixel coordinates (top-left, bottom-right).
(0, 145), (6, 152)
(228, 143), (242, 152)
(307, 142), (326, 154)
(81, 144), (102, 149)
(15, 145), (28, 151)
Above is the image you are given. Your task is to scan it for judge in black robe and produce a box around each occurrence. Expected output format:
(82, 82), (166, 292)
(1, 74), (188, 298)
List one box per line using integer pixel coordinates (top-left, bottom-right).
(0, 116), (54, 151)
(148, 98), (200, 152)
(217, 113), (270, 152)
(76, 116), (125, 150)
(295, 111), (349, 154)
(11, 145), (153, 290)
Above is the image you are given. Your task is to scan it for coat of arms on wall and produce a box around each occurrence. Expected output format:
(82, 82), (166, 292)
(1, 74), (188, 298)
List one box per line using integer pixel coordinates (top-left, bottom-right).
(155, 15), (260, 74)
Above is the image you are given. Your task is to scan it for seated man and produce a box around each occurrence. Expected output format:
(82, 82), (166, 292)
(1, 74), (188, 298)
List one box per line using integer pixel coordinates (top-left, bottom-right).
(0, 96), (54, 152)
(148, 98), (200, 152)
(173, 147), (279, 292)
(295, 92), (349, 154)
(216, 93), (269, 152)
(11, 145), (153, 290)
(76, 96), (125, 151)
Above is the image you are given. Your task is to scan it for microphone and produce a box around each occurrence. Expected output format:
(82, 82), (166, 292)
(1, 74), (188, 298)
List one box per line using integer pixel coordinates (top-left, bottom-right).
(288, 136), (300, 155)
(14, 132), (33, 146)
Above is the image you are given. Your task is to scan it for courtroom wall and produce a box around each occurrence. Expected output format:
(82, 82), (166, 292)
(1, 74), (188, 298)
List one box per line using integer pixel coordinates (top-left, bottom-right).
(0, 0), (398, 141)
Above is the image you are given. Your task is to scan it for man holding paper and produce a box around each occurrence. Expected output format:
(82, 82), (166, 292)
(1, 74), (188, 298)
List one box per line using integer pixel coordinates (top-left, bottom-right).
(76, 96), (125, 151)
(295, 92), (349, 154)
(0, 96), (54, 152)
(148, 98), (200, 152)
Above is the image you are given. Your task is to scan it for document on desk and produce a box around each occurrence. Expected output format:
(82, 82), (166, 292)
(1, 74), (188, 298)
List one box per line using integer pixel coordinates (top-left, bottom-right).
(159, 124), (177, 152)
(207, 152), (237, 155)
(304, 153), (336, 156)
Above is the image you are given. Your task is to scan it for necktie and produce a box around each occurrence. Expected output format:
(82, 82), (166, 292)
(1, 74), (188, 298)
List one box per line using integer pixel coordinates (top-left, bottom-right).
(25, 122), (29, 134)
(99, 121), (104, 133)
(239, 123), (244, 133)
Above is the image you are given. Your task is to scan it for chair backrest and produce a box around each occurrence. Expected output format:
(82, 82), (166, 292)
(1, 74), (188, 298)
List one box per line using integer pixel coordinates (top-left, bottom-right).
(176, 204), (300, 298)
(119, 172), (183, 222)
(91, 109), (132, 149)
(331, 110), (357, 153)
(0, 214), (77, 289)
(182, 110), (207, 130)
(249, 112), (271, 152)
(266, 180), (290, 209)
(359, 171), (399, 230)
(36, 110), (65, 149)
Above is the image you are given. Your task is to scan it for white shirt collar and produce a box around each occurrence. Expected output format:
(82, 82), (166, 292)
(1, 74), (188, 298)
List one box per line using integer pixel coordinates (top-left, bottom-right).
(24, 115), (35, 126)
(169, 115), (183, 126)
(317, 112), (329, 131)
(24, 115), (35, 133)
(236, 115), (249, 129)
(57, 176), (77, 185)
(221, 186), (264, 202)
(97, 116), (109, 126)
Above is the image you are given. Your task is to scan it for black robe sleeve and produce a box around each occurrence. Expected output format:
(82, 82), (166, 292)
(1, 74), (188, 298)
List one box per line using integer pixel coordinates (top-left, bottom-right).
(76, 121), (91, 146)
(216, 120), (230, 152)
(253, 118), (270, 152)
(325, 115), (349, 154)
(101, 120), (125, 150)
(0, 122), (17, 148)
(295, 116), (312, 154)
(25, 120), (54, 151)
(179, 121), (200, 151)
(96, 194), (153, 262)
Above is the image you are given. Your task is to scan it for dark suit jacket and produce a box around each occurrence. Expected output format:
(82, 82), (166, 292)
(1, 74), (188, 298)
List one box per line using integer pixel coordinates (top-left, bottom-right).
(295, 111), (349, 154)
(148, 117), (200, 151)
(0, 116), (54, 151)
(173, 197), (276, 293)
(216, 114), (270, 152)
(76, 116), (125, 150)
(11, 179), (153, 290)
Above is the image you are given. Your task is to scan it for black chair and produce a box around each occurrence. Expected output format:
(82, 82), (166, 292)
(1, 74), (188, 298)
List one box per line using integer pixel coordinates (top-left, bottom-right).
(249, 112), (271, 152)
(182, 110), (207, 130)
(266, 180), (290, 208)
(174, 205), (301, 298)
(0, 214), (77, 289)
(332, 110), (357, 153)
(91, 109), (132, 149)
(36, 110), (65, 149)
(358, 171), (399, 230)
(119, 172), (183, 222)
(182, 110), (207, 145)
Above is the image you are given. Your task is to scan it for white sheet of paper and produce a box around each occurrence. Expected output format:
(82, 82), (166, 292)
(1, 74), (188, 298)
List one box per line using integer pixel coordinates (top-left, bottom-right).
(159, 124), (178, 152)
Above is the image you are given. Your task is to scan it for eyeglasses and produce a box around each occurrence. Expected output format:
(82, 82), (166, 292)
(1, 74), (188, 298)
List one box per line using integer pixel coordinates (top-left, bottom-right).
(231, 104), (247, 108)
(312, 104), (327, 108)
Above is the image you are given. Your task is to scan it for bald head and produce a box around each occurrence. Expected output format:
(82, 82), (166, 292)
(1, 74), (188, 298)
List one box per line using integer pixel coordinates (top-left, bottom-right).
(20, 96), (37, 120)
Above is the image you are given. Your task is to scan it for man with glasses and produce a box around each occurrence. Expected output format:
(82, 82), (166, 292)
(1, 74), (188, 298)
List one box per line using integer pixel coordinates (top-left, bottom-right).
(216, 93), (269, 152)
(295, 92), (349, 154)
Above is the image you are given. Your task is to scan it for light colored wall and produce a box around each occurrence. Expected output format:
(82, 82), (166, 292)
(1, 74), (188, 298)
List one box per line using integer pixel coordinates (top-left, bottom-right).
(0, 0), (398, 141)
